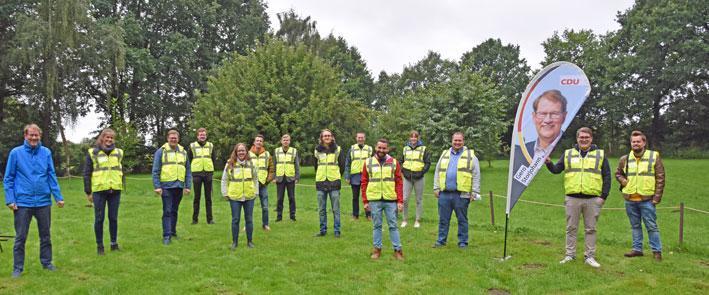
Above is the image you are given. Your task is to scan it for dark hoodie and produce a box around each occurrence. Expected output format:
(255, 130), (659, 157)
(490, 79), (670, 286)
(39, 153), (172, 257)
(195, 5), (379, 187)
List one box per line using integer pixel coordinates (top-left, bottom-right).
(400, 140), (432, 180)
(545, 144), (611, 199)
(313, 143), (346, 191)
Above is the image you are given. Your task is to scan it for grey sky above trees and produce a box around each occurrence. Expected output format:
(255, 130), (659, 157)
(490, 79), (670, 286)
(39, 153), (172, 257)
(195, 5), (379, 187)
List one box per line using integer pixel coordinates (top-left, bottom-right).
(66, 0), (634, 141)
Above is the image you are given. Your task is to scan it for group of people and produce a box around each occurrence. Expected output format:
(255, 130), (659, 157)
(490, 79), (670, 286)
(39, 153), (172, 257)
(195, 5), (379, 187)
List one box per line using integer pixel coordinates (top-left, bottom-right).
(2, 122), (665, 277)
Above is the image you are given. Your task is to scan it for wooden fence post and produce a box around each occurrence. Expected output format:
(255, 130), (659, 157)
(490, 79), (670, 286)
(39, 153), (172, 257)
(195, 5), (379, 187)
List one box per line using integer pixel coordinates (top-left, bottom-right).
(679, 202), (685, 245)
(489, 191), (495, 226)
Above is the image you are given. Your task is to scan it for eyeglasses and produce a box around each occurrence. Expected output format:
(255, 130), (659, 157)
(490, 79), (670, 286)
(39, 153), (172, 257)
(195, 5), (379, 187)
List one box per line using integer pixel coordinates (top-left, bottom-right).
(534, 112), (564, 120)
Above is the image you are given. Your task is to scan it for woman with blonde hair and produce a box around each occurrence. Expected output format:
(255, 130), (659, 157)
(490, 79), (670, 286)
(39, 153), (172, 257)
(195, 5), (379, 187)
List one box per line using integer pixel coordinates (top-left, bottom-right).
(221, 143), (259, 250)
(83, 128), (124, 255)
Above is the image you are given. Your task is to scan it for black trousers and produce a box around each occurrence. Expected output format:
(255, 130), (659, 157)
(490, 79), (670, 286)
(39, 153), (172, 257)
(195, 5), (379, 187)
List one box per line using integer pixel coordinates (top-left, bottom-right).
(192, 173), (213, 222)
(276, 180), (296, 219)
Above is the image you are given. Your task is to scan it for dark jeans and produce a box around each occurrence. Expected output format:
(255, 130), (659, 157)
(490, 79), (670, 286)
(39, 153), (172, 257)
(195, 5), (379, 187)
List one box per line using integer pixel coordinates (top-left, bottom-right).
(93, 190), (121, 246)
(13, 206), (52, 272)
(276, 180), (296, 219)
(230, 199), (255, 244)
(161, 188), (183, 237)
(258, 185), (269, 226)
(436, 191), (471, 246)
(192, 174), (213, 222)
(351, 184), (370, 218)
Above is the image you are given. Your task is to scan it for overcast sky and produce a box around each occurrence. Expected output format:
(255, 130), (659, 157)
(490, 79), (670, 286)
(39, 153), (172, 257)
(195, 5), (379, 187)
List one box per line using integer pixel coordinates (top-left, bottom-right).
(65, 0), (635, 142)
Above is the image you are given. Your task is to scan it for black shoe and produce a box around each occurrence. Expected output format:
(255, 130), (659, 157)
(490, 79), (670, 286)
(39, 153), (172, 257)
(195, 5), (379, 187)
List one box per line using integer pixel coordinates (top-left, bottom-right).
(191, 220), (198, 225)
(276, 217), (282, 222)
(207, 220), (215, 224)
(334, 232), (341, 238)
(247, 241), (255, 248)
(110, 244), (120, 251)
(43, 264), (57, 271)
(290, 217), (296, 222)
(97, 246), (105, 256)
(314, 232), (326, 237)
(163, 237), (171, 245)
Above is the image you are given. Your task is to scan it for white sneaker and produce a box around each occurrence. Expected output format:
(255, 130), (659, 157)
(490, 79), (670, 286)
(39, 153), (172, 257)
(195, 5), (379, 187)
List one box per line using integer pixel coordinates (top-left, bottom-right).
(559, 256), (575, 264)
(414, 221), (420, 228)
(585, 257), (601, 268)
(400, 221), (408, 228)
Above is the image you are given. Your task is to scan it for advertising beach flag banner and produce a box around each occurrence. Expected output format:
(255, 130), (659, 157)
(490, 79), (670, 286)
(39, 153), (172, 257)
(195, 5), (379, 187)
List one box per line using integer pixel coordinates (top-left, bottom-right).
(505, 61), (591, 214)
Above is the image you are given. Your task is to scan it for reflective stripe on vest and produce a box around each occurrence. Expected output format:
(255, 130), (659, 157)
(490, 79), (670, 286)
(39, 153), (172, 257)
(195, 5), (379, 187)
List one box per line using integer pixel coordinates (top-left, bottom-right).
(350, 144), (372, 174)
(563, 148), (604, 196)
(275, 147), (297, 177)
(437, 147), (474, 192)
(227, 161), (256, 200)
(248, 150), (271, 184)
(365, 156), (397, 201)
(89, 148), (123, 192)
(160, 143), (187, 182)
(190, 141), (214, 172)
(622, 150), (658, 196)
(402, 145), (426, 172)
(315, 146), (341, 181)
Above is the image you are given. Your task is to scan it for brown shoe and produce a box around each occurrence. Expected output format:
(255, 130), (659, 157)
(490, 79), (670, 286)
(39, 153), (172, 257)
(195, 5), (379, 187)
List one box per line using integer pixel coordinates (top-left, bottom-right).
(370, 248), (382, 260)
(653, 251), (662, 261)
(624, 250), (644, 257)
(394, 250), (405, 261)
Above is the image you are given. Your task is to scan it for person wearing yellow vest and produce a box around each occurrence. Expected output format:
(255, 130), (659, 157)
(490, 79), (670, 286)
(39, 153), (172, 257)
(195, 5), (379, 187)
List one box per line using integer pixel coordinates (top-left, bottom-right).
(274, 134), (300, 222)
(361, 138), (404, 261)
(432, 132), (481, 249)
(221, 143), (259, 250)
(83, 128), (125, 255)
(344, 132), (373, 221)
(313, 129), (346, 237)
(545, 127), (611, 268)
(616, 130), (666, 261)
(152, 130), (192, 245)
(399, 130), (431, 229)
(188, 128), (216, 225)
(249, 135), (275, 231)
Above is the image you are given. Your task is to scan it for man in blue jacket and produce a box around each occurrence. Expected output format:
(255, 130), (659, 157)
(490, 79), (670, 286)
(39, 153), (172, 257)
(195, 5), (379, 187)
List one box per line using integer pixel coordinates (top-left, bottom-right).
(3, 124), (65, 278)
(152, 129), (192, 245)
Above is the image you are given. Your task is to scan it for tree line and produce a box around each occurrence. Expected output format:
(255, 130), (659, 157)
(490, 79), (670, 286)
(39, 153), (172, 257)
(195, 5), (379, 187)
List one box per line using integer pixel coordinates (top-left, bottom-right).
(0, 0), (706, 175)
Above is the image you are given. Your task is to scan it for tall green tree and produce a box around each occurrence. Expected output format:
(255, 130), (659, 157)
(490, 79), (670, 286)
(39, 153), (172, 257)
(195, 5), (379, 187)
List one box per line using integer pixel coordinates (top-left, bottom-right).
(611, 0), (708, 148)
(192, 39), (369, 164)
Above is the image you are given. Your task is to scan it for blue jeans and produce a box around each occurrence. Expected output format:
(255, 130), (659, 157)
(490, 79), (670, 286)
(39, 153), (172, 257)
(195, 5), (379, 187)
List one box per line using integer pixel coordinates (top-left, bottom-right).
(93, 190), (121, 246)
(625, 200), (662, 252)
(436, 191), (470, 246)
(161, 188), (183, 237)
(370, 201), (401, 251)
(317, 190), (341, 234)
(258, 185), (269, 226)
(13, 206), (53, 272)
(230, 199), (255, 244)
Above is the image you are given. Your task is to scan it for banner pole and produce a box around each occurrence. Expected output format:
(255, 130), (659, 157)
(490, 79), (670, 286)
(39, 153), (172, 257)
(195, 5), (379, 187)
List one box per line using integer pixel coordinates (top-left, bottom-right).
(502, 213), (510, 260)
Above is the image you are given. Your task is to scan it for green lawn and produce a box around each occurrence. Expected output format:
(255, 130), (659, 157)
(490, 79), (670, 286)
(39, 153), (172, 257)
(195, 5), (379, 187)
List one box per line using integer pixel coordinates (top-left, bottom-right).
(0, 159), (707, 294)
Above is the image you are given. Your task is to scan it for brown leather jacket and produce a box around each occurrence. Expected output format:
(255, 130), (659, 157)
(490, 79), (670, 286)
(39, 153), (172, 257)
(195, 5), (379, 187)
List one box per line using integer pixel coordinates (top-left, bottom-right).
(615, 149), (665, 203)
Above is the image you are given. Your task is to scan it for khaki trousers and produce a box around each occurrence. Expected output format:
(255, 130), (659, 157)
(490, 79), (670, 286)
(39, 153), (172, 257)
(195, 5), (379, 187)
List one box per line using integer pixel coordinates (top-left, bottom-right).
(564, 196), (602, 258)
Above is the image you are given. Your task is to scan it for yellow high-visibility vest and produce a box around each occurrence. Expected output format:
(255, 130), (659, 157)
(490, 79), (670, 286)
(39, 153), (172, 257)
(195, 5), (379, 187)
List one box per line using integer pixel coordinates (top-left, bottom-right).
(227, 161), (256, 200)
(402, 145), (426, 172)
(89, 148), (123, 192)
(365, 156), (397, 201)
(160, 143), (187, 182)
(275, 147), (297, 177)
(622, 150), (658, 196)
(349, 144), (372, 174)
(315, 146), (341, 181)
(190, 141), (214, 172)
(437, 147), (475, 192)
(563, 148), (604, 196)
(249, 150), (271, 184)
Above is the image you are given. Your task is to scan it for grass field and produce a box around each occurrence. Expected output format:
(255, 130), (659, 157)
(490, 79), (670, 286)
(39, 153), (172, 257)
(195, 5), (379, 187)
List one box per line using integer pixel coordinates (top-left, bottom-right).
(0, 159), (707, 294)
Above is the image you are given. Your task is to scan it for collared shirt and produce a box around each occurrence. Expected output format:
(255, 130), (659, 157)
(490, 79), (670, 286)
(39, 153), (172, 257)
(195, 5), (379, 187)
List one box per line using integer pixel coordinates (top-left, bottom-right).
(534, 135), (561, 160)
(444, 147), (464, 192)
